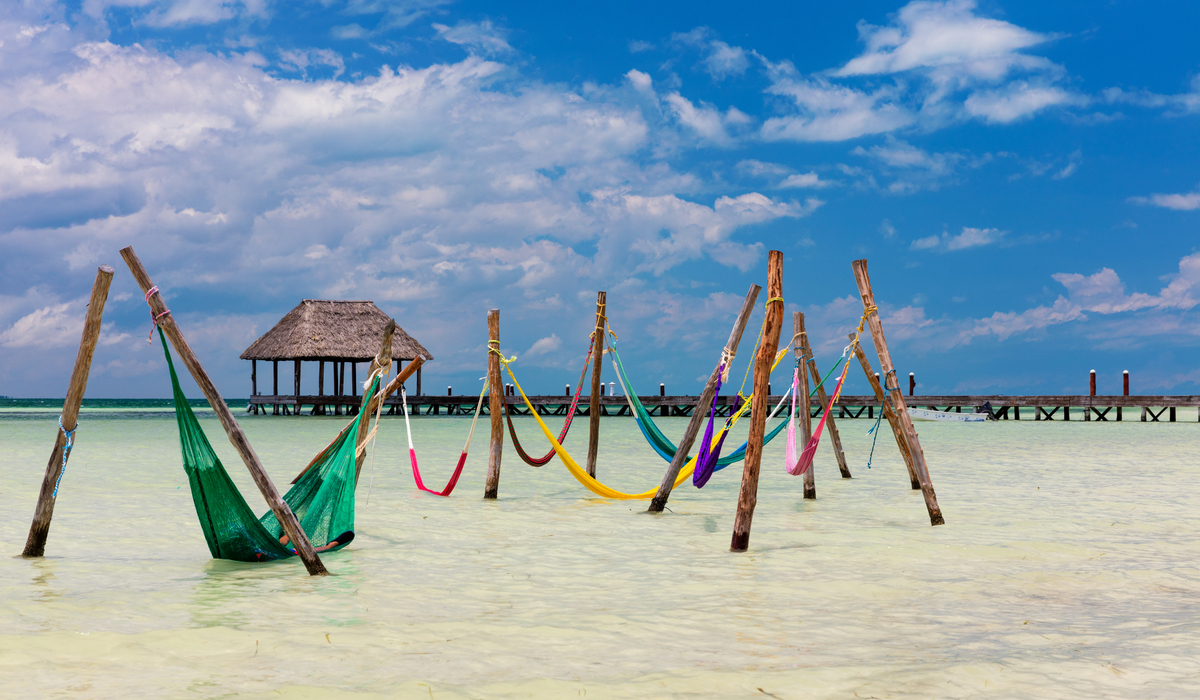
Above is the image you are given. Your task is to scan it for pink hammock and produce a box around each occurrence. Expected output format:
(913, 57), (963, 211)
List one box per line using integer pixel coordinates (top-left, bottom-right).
(788, 358), (851, 476)
(401, 382), (488, 496)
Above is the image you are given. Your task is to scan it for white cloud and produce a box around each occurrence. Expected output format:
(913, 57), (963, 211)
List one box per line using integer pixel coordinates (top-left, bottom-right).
(837, 0), (1053, 78)
(82, 0), (266, 27)
(963, 83), (1081, 123)
(433, 20), (513, 55)
(664, 93), (746, 146)
(761, 77), (913, 142)
(778, 172), (833, 189)
(909, 226), (1004, 251)
(879, 219), (896, 237)
(1129, 186), (1200, 211)
(625, 69), (653, 94)
(0, 301), (81, 348)
(703, 40), (749, 80)
(524, 334), (562, 357)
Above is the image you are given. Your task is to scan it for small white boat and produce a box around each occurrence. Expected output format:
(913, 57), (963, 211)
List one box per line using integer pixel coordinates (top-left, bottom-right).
(908, 407), (990, 422)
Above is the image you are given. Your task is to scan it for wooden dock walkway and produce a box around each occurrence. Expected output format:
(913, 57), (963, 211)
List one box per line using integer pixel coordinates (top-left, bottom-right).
(247, 393), (1200, 422)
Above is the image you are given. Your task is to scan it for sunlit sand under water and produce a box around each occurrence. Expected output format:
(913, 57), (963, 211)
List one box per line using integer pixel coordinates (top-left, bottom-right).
(2, 406), (1199, 699)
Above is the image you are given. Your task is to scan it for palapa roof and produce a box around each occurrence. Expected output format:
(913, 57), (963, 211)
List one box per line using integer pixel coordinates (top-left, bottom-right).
(240, 300), (433, 362)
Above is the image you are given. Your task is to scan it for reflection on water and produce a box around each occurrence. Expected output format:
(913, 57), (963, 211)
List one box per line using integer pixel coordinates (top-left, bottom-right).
(2, 409), (1200, 698)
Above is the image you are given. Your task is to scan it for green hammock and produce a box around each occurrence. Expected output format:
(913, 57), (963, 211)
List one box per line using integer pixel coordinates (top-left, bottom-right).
(162, 328), (375, 562)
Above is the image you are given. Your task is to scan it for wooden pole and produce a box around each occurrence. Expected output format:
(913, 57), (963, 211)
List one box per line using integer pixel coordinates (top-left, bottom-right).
(797, 314), (850, 481)
(416, 365), (423, 397)
(252, 359), (257, 396)
(586, 291), (606, 479)
(484, 309), (503, 499)
(294, 360), (301, 414)
(648, 283), (761, 513)
(731, 250), (783, 551)
(851, 337), (919, 489)
(909, 372), (915, 396)
(351, 321), (394, 483)
(22, 265), (114, 558)
(1119, 370), (1128, 421)
(851, 259), (944, 526)
(119, 246), (328, 576)
(293, 350), (422, 487)
(793, 313), (814, 498)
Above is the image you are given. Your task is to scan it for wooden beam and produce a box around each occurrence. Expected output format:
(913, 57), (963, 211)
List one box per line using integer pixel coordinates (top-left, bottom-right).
(852, 259), (943, 526)
(794, 312), (814, 498)
(484, 310), (503, 499)
(731, 251), (783, 551)
(586, 291), (606, 479)
(851, 337), (918, 489)
(120, 247), (328, 576)
(800, 314), (851, 481)
(352, 321), (395, 483)
(292, 351), (421, 487)
(648, 283), (761, 513)
(22, 265), (114, 557)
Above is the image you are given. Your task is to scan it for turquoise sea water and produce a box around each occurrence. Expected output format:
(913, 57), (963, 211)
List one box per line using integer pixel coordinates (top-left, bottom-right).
(1, 399), (1199, 698)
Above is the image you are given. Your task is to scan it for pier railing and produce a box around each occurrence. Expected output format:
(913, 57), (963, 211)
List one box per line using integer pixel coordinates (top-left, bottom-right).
(246, 393), (1199, 422)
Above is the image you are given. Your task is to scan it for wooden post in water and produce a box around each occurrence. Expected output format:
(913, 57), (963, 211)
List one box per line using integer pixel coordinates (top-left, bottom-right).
(731, 251), (783, 551)
(852, 338), (919, 489)
(851, 259), (944, 526)
(294, 360), (301, 415)
(351, 321), (394, 483)
(484, 309), (504, 499)
(648, 283), (761, 513)
(794, 313), (815, 498)
(1119, 370), (1128, 421)
(909, 372), (915, 396)
(120, 246), (328, 576)
(797, 313), (850, 482)
(586, 291), (606, 479)
(22, 265), (114, 558)
(1087, 369), (1095, 422)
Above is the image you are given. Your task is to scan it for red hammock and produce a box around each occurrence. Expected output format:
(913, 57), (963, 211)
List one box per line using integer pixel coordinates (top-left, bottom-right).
(505, 342), (593, 467)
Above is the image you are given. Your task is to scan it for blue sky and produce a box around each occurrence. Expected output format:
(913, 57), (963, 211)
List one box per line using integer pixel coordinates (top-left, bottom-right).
(1, 0), (1198, 399)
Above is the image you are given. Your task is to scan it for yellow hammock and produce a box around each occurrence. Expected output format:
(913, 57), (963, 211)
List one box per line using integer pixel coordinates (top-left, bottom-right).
(499, 346), (791, 500)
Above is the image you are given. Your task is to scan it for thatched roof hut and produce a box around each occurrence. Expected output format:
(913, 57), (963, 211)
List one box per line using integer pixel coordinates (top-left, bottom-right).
(241, 300), (433, 362)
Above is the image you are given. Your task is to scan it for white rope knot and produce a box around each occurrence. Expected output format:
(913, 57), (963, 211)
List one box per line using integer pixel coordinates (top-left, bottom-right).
(719, 348), (735, 382)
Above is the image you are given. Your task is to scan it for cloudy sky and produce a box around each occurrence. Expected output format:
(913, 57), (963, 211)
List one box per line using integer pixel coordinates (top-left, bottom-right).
(1, 0), (1198, 400)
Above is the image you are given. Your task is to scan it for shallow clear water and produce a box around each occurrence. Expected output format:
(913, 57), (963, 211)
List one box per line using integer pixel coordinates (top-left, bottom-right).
(2, 404), (1199, 699)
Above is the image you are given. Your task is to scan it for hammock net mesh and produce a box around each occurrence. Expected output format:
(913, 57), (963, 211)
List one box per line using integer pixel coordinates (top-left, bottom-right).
(162, 328), (370, 562)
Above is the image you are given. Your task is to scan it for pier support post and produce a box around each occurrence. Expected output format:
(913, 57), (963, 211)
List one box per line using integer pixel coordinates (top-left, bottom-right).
(731, 251), (783, 551)
(648, 283), (761, 513)
(22, 265), (114, 558)
(121, 246), (327, 576)
(485, 310), (504, 499)
(852, 339), (919, 489)
(852, 259), (944, 526)
(586, 292), (606, 478)
(1119, 370), (1128, 421)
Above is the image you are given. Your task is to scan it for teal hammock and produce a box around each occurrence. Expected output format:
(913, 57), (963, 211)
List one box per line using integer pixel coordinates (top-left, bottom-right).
(608, 342), (790, 471)
(161, 328), (373, 562)
(608, 341), (845, 475)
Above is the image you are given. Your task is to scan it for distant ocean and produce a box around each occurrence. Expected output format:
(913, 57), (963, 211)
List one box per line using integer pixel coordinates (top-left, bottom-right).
(0, 397), (244, 419)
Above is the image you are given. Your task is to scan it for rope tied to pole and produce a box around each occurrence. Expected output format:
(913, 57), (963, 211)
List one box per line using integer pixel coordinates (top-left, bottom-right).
(883, 368), (901, 393)
(487, 339), (517, 364)
(765, 296), (784, 307)
(51, 415), (76, 498)
(143, 286), (171, 344)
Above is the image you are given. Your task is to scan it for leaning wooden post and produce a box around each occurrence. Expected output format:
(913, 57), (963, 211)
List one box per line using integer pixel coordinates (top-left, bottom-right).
(120, 247), (328, 576)
(798, 313), (850, 480)
(648, 283), (761, 513)
(484, 309), (504, 499)
(351, 320), (394, 484)
(731, 251), (783, 551)
(586, 291), (606, 479)
(851, 338), (919, 489)
(793, 312), (815, 498)
(22, 265), (114, 557)
(851, 259), (944, 526)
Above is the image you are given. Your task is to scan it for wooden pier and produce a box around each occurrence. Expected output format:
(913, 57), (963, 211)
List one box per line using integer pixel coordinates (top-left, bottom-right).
(247, 393), (1200, 422)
